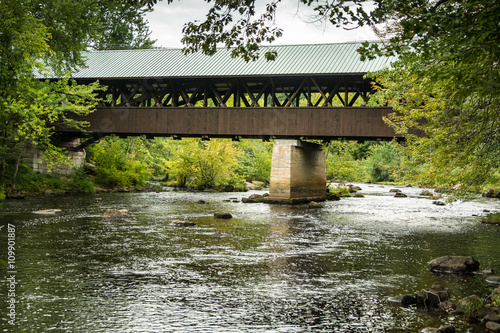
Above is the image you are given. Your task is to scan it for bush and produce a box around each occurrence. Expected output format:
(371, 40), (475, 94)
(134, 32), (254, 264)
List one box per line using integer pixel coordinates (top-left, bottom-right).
(325, 141), (367, 182)
(67, 168), (95, 193)
(365, 142), (401, 183)
(165, 138), (243, 189)
(236, 140), (272, 183)
(87, 137), (151, 188)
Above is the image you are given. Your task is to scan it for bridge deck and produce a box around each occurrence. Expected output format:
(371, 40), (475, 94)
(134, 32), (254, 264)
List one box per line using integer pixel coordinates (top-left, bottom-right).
(58, 106), (399, 141)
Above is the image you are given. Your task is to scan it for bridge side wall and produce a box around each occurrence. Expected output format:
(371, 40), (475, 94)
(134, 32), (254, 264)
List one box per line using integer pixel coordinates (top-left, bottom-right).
(59, 107), (400, 140)
(269, 140), (326, 202)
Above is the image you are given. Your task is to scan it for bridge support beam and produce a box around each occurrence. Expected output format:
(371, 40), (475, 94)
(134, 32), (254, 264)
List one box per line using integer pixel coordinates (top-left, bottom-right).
(266, 140), (326, 204)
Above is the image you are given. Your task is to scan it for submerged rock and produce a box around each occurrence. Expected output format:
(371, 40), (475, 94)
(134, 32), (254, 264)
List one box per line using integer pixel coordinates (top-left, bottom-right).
(429, 256), (480, 274)
(33, 209), (62, 215)
(394, 192), (407, 198)
(389, 188), (402, 193)
(103, 209), (130, 219)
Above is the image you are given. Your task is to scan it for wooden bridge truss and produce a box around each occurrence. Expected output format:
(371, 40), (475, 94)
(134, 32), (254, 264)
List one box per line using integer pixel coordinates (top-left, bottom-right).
(86, 74), (373, 109)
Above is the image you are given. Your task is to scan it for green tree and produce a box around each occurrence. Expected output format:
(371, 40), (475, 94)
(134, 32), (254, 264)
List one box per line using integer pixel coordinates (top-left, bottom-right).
(165, 138), (242, 189)
(91, 0), (156, 50)
(0, 0), (158, 190)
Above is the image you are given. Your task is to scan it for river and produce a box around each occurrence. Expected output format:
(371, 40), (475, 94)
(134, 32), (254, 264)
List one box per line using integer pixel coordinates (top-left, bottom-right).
(1, 184), (499, 332)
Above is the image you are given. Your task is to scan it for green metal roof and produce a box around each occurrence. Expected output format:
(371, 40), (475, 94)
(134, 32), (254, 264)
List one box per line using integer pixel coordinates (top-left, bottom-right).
(44, 42), (395, 79)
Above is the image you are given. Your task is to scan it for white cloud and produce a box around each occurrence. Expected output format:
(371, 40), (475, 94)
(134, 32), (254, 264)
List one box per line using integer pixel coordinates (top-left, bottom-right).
(145, 0), (380, 48)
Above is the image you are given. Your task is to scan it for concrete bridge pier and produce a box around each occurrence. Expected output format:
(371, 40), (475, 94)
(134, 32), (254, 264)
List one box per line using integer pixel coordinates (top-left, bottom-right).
(266, 140), (326, 204)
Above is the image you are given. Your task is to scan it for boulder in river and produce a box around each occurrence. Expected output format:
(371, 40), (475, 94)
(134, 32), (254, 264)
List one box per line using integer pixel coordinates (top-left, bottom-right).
(308, 201), (323, 208)
(171, 220), (196, 227)
(429, 256), (480, 274)
(415, 284), (450, 310)
(394, 192), (407, 198)
(387, 295), (417, 307)
(486, 322), (500, 333)
(103, 209), (130, 219)
(214, 211), (232, 219)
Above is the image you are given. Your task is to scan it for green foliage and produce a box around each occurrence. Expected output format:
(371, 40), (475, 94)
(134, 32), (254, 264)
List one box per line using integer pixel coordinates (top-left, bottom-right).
(12, 165), (63, 193)
(164, 138), (243, 189)
(365, 142), (401, 183)
(325, 141), (367, 182)
(90, 0), (156, 50)
(67, 168), (95, 194)
(87, 137), (151, 188)
(236, 140), (272, 183)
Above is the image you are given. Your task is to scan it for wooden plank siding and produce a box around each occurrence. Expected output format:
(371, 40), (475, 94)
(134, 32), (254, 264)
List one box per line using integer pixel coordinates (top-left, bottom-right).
(58, 106), (402, 141)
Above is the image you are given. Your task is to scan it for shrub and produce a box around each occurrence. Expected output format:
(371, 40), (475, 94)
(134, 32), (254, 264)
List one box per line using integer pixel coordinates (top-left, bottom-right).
(365, 142), (401, 183)
(67, 168), (95, 193)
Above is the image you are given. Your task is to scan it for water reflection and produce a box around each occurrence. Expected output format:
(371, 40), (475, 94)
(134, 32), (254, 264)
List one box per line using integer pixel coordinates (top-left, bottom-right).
(0, 186), (499, 332)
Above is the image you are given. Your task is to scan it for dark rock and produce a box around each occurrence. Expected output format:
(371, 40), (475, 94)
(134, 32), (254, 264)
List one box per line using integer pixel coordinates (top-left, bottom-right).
(308, 201), (323, 208)
(486, 321), (500, 332)
(394, 192), (407, 198)
(214, 211), (232, 219)
(223, 185), (234, 192)
(171, 220), (196, 227)
(429, 256), (480, 274)
(103, 209), (130, 218)
(415, 285), (450, 309)
(196, 199), (208, 204)
(484, 313), (500, 323)
(438, 325), (455, 333)
(389, 188), (402, 193)
(433, 200), (446, 206)
(326, 193), (341, 201)
(483, 189), (500, 198)
(477, 306), (500, 319)
(387, 295), (417, 307)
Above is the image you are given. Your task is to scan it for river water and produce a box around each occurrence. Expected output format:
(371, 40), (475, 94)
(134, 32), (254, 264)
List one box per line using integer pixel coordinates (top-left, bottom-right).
(1, 184), (499, 332)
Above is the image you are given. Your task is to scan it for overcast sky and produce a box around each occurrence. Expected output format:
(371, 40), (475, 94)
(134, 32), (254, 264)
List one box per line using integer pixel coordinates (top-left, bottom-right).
(145, 1), (380, 49)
